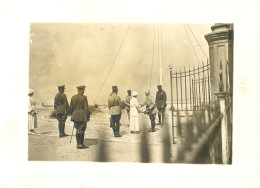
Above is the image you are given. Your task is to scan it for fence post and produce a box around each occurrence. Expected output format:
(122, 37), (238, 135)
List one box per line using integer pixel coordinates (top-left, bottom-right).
(169, 65), (176, 144)
(215, 92), (229, 164)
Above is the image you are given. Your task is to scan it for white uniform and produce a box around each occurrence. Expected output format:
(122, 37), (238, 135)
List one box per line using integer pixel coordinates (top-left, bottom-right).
(130, 97), (140, 132)
(28, 96), (37, 130)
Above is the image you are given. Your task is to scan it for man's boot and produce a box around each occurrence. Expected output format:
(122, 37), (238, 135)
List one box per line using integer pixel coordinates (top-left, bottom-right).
(61, 122), (69, 137)
(78, 133), (88, 149)
(111, 122), (116, 137)
(152, 122), (155, 132)
(115, 122), (121, 137)
(76, 133), (81, 149)
(58, 122), (63, 138)
(157, 115), (161, 125)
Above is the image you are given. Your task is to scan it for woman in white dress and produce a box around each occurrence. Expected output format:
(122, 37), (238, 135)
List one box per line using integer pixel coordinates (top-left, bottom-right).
(28, 89), (37, 134)
(130, 91), (141, 133)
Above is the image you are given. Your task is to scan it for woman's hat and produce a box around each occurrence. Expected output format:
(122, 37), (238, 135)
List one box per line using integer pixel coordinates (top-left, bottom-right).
(132, 91), (138, 96)
(28, 89), (34, 95)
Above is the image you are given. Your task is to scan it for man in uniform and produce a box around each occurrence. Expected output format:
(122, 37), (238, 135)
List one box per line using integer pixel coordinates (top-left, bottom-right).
(108, 86), (122, 137)
(142, 90), (157, 132)
(124, 90), (131, 122)
(70, 85), (91, 149)
(155, 85), (167, 126)
(54, 85), (70, 138)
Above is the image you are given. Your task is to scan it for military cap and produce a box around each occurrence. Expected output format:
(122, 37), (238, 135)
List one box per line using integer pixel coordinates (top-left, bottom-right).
(127, 90), (131, 92)
(77, 85), (86, 90)
(58, 85), (65, 89)
(157, 84), (162, 87)
(112, 86), (118, 89)
(28, 89), (34, 95)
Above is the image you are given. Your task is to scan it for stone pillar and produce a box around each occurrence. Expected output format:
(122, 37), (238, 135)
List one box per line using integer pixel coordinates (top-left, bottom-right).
(205, 23), (234, 101)
(215, 92), (229, 164)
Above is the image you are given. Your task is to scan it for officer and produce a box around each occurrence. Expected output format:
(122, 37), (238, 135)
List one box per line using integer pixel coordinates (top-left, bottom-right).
(54, 85), (70, 138)
(142, 90), (157, 132)
(108, 86), (122, 137)
(155, 85), (167, 126)
(70, 85), (90, 149)
(124, 90), (132, 122)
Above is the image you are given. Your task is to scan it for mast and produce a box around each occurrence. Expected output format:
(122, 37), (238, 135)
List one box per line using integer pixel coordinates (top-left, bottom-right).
(158, 24), (163, 86)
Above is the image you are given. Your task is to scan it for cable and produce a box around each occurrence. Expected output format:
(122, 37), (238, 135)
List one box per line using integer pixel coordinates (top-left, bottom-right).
(92, 24), (131, 105)
(186, 24), (208, 59)
(183, 24), (200, 63)
(150, 24), (156, 90)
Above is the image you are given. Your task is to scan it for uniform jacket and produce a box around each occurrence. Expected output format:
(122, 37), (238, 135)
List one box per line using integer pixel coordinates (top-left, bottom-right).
(108, 92), (122, 115)
(54, 93), (69, 115)
(70, 94), (90, 122)
(124, 95), (132, 111)
(142, 95), (157, 115)
(155, 90), (167, 108)
(130, 97), (140, 117)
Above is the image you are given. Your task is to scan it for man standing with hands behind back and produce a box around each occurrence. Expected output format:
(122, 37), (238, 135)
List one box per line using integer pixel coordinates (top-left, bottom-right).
(108, 86), (123, 137)
(155, 84), (167, 126)
(54, 85), (70, 138)
(70, 85), (91, 149)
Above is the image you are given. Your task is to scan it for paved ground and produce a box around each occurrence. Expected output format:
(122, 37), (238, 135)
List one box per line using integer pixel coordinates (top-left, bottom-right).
(28, 106), (177, 162)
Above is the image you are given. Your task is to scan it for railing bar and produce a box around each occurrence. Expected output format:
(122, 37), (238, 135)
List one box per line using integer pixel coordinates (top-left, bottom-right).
(207, 59), (211, 105)
(176, 71), (179, 111)
(180, 69), (183, 110)
(184, 67), (188, 110)
(189, 67), (192, 110)
(198, 65), (202, 110)
(202, 62), (205, 107)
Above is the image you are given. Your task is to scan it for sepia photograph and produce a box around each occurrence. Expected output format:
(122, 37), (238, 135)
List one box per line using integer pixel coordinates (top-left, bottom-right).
(1, 0), (260, 187)
(28, 23), (233, 163)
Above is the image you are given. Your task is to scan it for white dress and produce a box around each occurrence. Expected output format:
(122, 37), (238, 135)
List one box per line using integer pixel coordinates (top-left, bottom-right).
(28, 96), (37, 130)
(130, 97), (140, 132)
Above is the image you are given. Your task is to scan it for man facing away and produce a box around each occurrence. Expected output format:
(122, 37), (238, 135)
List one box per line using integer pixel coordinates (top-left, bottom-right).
(155, 85), (167, 126)
(124, 90), (132, 122)
(108, 86), (123, 137)
(70, 85), (91, 149)
(54, 85), (70, 138)
(142, 90), (158, 132)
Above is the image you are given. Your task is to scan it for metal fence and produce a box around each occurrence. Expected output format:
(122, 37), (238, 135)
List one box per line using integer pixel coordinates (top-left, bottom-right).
(170, 61), (211, 111)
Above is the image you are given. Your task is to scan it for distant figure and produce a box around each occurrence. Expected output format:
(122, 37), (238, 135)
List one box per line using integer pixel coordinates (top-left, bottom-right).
(142, 90), (157, 132)
(70, 85), (91, 149)
(108, 86), (123, 137)
(155, 85), (167, 126)
(28, 89), (37, 134)
(54, 85), (70, 138)
(130, 91), (141, 133)
(124, 90), (132, 122)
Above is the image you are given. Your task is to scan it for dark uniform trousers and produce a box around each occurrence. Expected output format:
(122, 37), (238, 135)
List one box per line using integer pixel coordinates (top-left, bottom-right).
(54, 93), (69, 137)
(74, 121), (87, 146)
(70, 94), (90, 148)
(56, 114), (67, 136)
(110, 114), (121, 136)
(149, 114), (156, 131)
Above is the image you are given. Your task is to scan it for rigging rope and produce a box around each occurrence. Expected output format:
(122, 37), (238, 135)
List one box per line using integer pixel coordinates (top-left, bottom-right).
(150, 25), (156, 90)
(183, 24), (200, 63)
(186, 24), (209, 59)
(92, 24), (132, 105)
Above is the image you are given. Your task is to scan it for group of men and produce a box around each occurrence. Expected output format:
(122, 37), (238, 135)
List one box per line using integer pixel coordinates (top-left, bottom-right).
(54, 85), (90, 149)
(49, 84), (167, 149)
(108, 85), (167, 137)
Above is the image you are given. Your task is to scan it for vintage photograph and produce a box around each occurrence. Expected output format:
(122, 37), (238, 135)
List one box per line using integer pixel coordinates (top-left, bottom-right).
(28, 23), (233, 163)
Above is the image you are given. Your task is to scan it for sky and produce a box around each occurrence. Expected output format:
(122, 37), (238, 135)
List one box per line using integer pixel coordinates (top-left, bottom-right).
(29, 23), (212, 105)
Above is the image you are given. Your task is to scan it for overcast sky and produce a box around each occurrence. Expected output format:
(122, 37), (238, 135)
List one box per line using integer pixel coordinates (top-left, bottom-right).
(29, 23), (212, 105)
